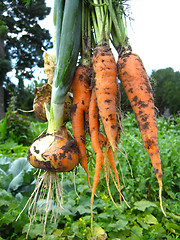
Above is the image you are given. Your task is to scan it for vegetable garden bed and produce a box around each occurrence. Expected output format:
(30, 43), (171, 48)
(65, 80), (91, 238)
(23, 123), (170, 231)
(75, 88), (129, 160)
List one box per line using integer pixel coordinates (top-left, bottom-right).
(0, 114), (179, 239)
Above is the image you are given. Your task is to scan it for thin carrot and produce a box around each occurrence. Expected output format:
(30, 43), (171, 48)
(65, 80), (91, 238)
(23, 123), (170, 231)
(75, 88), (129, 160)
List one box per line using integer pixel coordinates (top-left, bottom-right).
(98, 132), (122, 205)
(71, 65), (92, 188)
(89, 89), (101, 154)
(117, 52), (165, 215)
(93, 45), (119, 152)
(89, 88), (104, 229)
(116, 82), (121, 143)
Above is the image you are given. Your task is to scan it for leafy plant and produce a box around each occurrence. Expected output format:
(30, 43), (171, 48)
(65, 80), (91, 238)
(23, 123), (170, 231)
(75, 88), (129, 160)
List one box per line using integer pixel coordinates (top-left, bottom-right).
(0, 95), (48, 148)
(0, 155), (35, 196)
(0, 139), (29, 160)
(151, 68), (180, 115)
(0, 95), (33, 145)
(0, 114), (180, 239)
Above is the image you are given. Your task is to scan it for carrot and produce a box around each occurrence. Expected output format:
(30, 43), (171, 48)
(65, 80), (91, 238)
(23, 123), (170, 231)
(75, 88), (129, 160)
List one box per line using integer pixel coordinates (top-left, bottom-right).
(93, 45), (119, 152)
(117, 53), (165, 214)
(89, 88), (104, 228)
(89, 89), (104, 159)
(98, 132), (122, 204)
(71, 65), (92, 188)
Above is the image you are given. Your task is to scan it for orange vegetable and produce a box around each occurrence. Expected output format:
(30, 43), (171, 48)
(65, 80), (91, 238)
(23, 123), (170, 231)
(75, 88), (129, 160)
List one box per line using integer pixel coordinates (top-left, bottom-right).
(117, 53), (165, 214)
(93, 45), (119, 151)
(98, 132), (122, 204)
(89, 88), (104, 226)
(71, 65), (92, 187)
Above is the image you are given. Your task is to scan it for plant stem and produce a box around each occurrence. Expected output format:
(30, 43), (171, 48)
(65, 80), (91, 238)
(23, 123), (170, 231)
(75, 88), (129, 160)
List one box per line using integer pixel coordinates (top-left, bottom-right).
(91, 0), (110, 45)
(81, 1), (91, 66)
(108, 1), (131, 54)
(47, 0), (81, 133)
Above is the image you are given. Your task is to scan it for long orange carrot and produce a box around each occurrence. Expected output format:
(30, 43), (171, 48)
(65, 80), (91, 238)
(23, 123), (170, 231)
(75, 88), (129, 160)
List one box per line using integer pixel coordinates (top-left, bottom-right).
(89, 89), (104, 228)
(93, 45), (119, 152)
(71, 65), (92, 188)
(117, 52), (165, 214)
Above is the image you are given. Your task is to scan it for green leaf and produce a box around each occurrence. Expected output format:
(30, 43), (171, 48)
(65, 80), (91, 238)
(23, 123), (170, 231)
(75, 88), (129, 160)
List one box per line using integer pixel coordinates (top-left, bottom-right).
(166, 189), (177, 199)
(7, 157), (33, 177)
(0, 189), (13, 207)
(7, 158), (33, 191)
(116, 218), (129, 230)
(76, 205), (90, 214)
(166, 223), (180, 235)
(98, 212), (111, 220)
(0, 168), (12, 189)
(2, 210), (16, 224)
(61, 226), (75, 238)
(92, 226), (107, 240)
(107, 215), (128, 232)
(0, 155), (12, 165)
(0, 155), (12, 171)
(167, 212), (180, 220)
(22, 223), (44, 238)
(134, 200), (157, 212)
(131, 226), (143, 239)
(52, 229), (63, 237)
(151, 223), (166, 238)
(143, 214), (158, 225)
(136, 214), (149, 230)
(8, 171), (24, 191)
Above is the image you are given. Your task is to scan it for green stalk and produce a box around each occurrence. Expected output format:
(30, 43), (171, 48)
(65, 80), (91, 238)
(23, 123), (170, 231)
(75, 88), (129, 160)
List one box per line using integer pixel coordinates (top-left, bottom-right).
(48, 0), (82, 133)
(54, 0), (65, 58)
(108, 1), (131, 54)
(81, 1), (91, 66)
(91, 0), (110, 45)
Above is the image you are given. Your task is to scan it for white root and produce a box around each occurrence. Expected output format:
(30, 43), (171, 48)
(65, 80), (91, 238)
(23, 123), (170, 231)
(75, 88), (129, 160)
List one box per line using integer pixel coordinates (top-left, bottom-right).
(16, 170), (64, 240)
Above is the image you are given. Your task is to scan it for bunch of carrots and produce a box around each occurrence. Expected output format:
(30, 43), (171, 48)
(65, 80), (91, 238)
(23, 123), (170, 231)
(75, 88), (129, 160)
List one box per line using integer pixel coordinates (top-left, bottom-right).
(22, 0), (165, 236)
(71, 0), (166, 225)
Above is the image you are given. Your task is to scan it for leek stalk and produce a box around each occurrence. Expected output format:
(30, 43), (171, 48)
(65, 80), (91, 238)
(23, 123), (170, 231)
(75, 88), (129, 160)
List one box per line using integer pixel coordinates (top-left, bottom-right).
(47, 0), (82, 133)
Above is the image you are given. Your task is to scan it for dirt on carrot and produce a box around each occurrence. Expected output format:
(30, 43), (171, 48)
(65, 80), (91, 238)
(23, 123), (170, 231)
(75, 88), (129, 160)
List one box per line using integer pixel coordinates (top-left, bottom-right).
(93, 45), (119, 152)
(117, 52), (165, 215)
(89, 89), (104, 229)
(71, 65), (92, 187)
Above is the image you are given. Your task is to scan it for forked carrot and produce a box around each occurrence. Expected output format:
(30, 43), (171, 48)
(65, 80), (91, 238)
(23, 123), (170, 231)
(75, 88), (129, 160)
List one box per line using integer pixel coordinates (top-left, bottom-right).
(117, 52), (165, 215)
(93, 45), (119, 152)
(71, 65), (92, 188)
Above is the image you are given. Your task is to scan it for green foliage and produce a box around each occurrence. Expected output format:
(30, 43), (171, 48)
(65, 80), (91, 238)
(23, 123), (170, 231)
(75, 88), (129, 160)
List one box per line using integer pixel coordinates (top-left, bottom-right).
(1, 0), (53, 111)
(0, 58), (11, 79)
(0, 96), (33, 145)
(0, 95), (48, 147)
(1, 0), (52, 74)
(0, 155), (35, 239)
(151, 68), (180, 115)
(0, 20), (7, 37)
(0, 139), (29, 160)
(0, 113), (179, 239)
(0, 155), (35, 195)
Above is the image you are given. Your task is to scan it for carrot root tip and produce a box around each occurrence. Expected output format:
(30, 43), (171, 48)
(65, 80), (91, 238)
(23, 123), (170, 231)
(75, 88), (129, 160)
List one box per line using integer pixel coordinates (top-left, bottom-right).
(159, 183), (166, 217)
